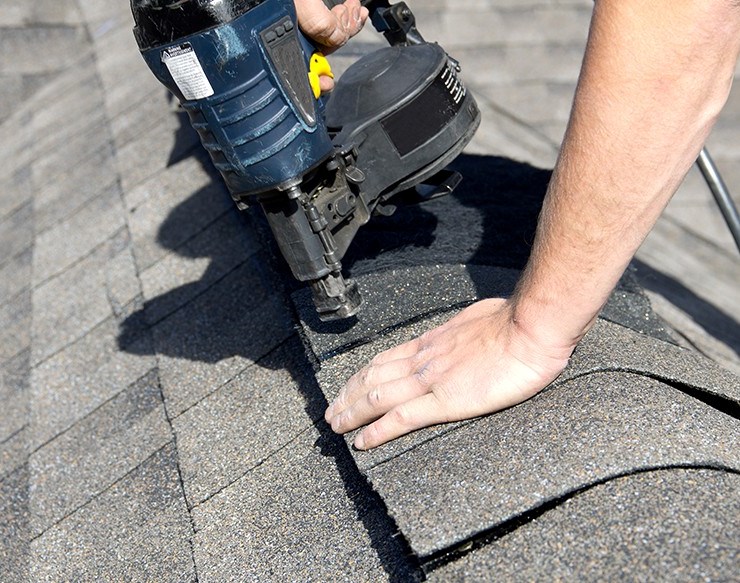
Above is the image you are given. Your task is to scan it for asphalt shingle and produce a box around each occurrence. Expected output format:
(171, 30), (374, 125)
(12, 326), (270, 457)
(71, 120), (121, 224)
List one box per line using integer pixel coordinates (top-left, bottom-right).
(173, 337), (319, 506)
(0, 247), (31, 304)
(0, 26), (88, 76)
(116, 105), (201, 194)
(0, 426), (28, 482)
(296, 264), (667, 362)
(0, 0), (83, 27)
(29, 444), (196, 583)
(30, 229), (139, 364)
(567, 318), (740, 404)
(363, 372), (739, 557)
(31, 316), (154, 449)
(125, 153), (232, 271)
(0, 288), (31, 363)
(192, 426), (418, 582)
(0, 465), (29, 583)
(0, 164), (32, 223)
(0, 349), (29, 442)
(2, 0), (738, 579)
(430, 468), (740, 581)
(140, 256), (293, 417)
(0, 199), (33, 263)
(32, 145), (118, 235)
(29, 369), (170, 537)
(140, 207), (261, 325)
(33, 184), (126, 283)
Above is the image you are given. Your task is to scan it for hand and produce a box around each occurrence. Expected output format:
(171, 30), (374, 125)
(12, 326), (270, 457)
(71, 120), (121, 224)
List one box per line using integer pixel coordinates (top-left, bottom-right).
(295, 0), (369, 92)
(324, 298), (574, 450)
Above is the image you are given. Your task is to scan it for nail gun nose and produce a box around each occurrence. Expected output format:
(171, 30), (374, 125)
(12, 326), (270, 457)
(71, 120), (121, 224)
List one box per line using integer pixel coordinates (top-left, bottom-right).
(310, 272), (362, 321)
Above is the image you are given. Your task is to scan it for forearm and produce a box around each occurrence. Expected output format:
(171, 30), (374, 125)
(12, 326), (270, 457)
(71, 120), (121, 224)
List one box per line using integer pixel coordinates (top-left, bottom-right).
(513, 0), (740, 352)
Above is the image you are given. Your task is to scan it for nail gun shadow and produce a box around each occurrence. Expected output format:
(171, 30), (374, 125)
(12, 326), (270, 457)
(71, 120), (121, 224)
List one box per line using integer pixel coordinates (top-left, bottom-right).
(342, 154), (550, 278)
(114, 106), (442, 368)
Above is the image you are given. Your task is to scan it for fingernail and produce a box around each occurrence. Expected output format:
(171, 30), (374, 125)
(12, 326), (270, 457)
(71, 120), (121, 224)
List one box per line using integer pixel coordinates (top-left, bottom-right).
(354, 433), (365, 450)
(353, 6), (361, 22)
(341, 10), (350, 29)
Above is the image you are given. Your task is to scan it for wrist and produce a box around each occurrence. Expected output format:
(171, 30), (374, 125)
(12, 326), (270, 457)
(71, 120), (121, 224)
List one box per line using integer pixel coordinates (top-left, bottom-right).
(507, 282), (595, 362)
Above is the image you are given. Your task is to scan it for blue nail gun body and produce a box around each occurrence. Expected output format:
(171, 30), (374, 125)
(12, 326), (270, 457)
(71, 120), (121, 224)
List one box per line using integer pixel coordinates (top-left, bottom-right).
(131, 0), (480, 320)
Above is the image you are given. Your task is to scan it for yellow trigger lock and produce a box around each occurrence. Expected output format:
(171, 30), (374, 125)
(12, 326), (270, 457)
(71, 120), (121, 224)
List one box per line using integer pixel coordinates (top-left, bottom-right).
(308, 52), (333, 99)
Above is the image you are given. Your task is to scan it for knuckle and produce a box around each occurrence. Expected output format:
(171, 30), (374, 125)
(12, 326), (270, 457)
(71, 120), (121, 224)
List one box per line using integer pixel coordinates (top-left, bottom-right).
(367, 387), (382, 408)
(369, 353), (385, 367)
(390, 404), (412, 428)
(333, 388), (348, 409)
(413, 361), (436, 386)
(364, 421), (381, 444)
(359, 365), (372, 385)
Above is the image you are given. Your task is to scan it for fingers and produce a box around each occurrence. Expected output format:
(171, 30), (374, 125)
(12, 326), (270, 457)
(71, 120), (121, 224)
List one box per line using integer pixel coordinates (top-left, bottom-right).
(319, 75), (335, 93)
(354, 393), (451, 450)
(329, 375), (430, 434)
(325, 355), (418, 422)
(295, 0), (368, 50)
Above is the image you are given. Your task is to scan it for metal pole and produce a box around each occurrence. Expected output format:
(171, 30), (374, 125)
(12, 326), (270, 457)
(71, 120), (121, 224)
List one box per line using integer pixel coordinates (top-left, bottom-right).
(696, 147), (740, 253)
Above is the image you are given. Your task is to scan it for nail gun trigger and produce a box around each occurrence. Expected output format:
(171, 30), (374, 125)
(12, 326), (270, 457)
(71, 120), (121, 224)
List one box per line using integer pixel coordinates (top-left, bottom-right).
(409, 169), (463, 203)
(415, 170), (462, 202)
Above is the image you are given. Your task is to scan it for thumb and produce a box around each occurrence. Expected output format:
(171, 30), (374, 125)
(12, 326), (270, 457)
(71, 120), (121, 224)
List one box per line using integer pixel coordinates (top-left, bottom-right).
(295, 0), (351, 49)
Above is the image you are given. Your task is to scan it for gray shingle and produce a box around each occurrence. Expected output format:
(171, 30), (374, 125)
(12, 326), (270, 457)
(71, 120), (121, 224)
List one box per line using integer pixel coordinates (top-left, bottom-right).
(173, 337), (318, 506)
(32, 144), (118, 235)
(147, 256), (293, 417)
(140, 207), (261, 325)
(0, 199), (33, 264)
(126, 154), (232, 271)
(295, 265), (518, 360)
(0, 0), (83, 27)
(296, 264), (666, 362)
(33, 185), (126, 283)
(30, 99), (108, 168)
(0, 288), (31, 363)
(0, 465), (29, 583)
(85, 18), (161, 103)
(0, 349), (29, 442)
(316, 310), (466, 470)
(0, 73), (23, 123)
(29, 369), (171, 537)
(364, 373), (739, 557)
(29, 444), (196, 583)
(110, 87), (180, 152)
(430, 468), (739, 581)
(0, 112), (35, 179)
(30, 229), (139, 364)
(567, 318), (740, 403)
(31, 117), (111, 187)
(0, 247), (31, 304)
(192, 426), (417, 582)
(31, 316), (154, 448)
(116, 106), (202, 194)
(315, 291), (737, 473)
(0, 26), (88, 75)
(0, 164), (32, 223)
(30, 68), (102, 142)
(0, 425), (29, 481)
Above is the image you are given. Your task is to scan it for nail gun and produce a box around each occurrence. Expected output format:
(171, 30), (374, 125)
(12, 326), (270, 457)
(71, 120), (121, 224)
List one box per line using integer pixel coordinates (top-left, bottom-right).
(130, 0), (480, 320)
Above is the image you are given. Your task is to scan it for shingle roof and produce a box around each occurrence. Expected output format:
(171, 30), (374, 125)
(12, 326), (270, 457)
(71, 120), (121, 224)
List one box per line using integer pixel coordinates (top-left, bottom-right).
(1, 0), (738, 581)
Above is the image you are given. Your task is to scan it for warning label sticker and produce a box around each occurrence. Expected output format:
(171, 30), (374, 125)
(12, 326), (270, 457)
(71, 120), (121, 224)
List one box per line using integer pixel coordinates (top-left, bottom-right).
(161, 43), (214, 101)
